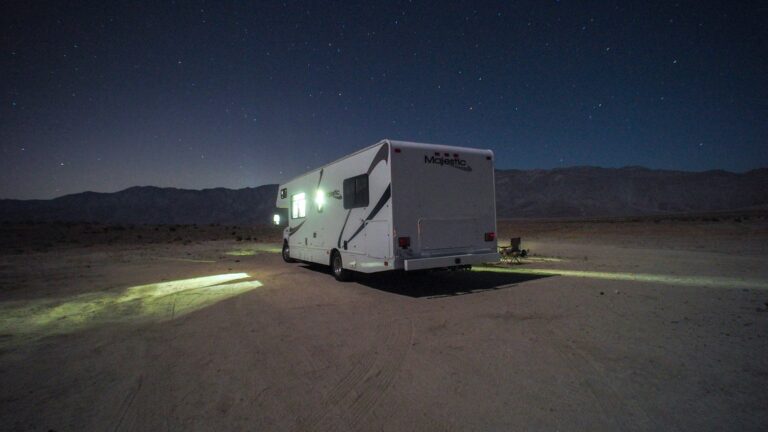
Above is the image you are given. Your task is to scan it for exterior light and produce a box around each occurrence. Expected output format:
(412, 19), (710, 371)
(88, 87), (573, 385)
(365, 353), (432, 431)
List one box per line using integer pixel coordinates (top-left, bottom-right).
(273, 214), (280, 225)
(315, 189), (325, 211)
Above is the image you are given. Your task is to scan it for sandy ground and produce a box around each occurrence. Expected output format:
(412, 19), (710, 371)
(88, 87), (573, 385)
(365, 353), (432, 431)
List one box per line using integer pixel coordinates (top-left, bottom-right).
(1, 219), (767, 431)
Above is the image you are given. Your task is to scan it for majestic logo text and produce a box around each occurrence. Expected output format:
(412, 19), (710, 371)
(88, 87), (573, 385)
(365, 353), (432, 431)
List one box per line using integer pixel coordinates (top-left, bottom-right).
(424, 155), (473, 172)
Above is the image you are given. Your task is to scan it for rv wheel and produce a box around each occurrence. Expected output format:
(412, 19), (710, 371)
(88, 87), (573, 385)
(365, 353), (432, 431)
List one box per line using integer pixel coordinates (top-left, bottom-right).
(331, 251), (352, 282)
(282, 241), (295, 263)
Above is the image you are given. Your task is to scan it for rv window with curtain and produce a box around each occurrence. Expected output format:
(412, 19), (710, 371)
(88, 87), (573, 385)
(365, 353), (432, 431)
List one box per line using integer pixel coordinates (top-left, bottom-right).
(291, 192), (306, 218)
(343, 174), (369, 209)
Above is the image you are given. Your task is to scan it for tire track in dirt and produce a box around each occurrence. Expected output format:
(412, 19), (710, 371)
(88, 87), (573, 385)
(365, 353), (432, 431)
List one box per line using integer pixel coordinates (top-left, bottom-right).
(295, 318), (414, 432)
(110, 348), (175, 431)
(548, 327), (668, 432)
(112, 375), (143, 432)
(345, 318), (414, 431)
(111, 293), (189, 431)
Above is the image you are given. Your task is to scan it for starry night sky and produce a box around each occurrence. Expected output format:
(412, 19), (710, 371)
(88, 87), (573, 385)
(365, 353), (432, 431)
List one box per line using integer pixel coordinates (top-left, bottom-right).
(1, 1), (766, 199)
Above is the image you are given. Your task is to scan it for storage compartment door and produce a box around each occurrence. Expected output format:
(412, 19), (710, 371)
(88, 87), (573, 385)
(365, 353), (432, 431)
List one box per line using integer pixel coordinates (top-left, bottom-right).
(364, 220), (390, 259)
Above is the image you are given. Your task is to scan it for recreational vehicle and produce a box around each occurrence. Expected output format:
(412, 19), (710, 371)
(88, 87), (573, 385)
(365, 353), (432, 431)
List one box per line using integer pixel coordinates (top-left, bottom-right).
(275, 140), (500, 281)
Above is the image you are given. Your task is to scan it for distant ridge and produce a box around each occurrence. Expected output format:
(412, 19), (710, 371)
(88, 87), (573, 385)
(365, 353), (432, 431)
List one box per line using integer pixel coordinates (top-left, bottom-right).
(494, 166), (768, 218)
(0, 184), (280, 225)
(1, 167), (766, 223)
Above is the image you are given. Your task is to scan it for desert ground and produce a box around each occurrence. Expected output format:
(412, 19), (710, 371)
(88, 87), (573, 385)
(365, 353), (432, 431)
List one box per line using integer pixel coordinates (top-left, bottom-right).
(1, 215), (767, 431)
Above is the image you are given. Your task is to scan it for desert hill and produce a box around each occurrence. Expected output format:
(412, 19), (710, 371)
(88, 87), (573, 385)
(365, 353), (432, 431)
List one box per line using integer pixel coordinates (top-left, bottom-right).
(0, 185), (279, 225)
(494, 166), (768, 218)
(1, 167), (766, 224)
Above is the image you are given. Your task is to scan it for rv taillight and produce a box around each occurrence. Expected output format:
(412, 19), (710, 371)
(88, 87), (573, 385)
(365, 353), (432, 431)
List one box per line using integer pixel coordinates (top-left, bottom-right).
(398, 237), (411, 248)
(394, 148), (401, 153)
(484, 232), (496, 242)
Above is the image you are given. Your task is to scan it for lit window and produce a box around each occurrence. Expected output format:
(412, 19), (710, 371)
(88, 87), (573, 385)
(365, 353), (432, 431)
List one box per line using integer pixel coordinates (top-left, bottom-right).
(291, 193), (306, 219)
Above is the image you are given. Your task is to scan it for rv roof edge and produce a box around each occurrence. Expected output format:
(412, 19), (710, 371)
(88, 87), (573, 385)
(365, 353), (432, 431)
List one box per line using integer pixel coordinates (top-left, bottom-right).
(280, 139), (494, 186)
(280, 139), (390, 185)
(388, 140), (494, 157)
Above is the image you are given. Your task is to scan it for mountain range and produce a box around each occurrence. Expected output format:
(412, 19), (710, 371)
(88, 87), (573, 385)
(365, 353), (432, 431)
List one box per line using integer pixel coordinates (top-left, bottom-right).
(1, 167), (766, 224)
(494, 166), (768, 218)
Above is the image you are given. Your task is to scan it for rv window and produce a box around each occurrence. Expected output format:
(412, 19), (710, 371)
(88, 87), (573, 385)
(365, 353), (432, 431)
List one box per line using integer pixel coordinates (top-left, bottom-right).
(355, 175), (369, 206)
(343, 178), (355, 208)
(343, 174), (369, 209)
(291, 192), (306, 218)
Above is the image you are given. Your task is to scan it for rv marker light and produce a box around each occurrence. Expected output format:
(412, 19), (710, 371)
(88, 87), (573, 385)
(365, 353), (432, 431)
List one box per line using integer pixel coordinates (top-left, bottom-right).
(398, 237), (411, 248)
(273, 214), (280, 225)
(484, 232), (496, 241)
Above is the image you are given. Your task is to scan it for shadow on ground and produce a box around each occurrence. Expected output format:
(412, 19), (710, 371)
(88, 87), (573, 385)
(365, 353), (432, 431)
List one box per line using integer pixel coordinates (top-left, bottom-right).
(300, 264), (551, 298)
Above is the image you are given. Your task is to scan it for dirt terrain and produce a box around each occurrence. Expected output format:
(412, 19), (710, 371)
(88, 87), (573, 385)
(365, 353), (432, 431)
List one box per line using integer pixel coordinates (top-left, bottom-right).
(1, 217), (767, 431)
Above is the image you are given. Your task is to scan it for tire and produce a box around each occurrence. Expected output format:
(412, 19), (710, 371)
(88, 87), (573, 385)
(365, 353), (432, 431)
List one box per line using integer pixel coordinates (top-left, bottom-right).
(331, 251), (353, 282)
(282, 241), (295, 263)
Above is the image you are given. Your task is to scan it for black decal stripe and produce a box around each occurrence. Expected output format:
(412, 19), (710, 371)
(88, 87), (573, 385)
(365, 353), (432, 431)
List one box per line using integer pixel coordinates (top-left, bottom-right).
(345, 184), (391, 244)
(336, 210), (352, 248)
(317, 168), (324, 188)
(335, 143), (389, 249)
(289, 220), (305, 236)
(366, 143), (389, 175)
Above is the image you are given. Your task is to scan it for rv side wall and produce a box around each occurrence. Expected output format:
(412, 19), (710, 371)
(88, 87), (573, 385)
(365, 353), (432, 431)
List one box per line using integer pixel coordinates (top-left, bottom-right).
(276, 142), (395, 273)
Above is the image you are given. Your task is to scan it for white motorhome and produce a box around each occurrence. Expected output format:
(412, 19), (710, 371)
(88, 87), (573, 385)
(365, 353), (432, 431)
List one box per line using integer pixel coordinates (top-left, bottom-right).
(275, 140), (499, 280)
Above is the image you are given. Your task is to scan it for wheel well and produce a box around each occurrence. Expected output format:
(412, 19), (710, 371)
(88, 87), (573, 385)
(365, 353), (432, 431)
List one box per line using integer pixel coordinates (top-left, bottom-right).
(329, 248), (340, 266)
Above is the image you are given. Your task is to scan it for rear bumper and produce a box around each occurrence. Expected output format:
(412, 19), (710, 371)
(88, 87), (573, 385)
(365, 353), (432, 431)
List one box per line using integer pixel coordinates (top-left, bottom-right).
(404, 252), (500, 271)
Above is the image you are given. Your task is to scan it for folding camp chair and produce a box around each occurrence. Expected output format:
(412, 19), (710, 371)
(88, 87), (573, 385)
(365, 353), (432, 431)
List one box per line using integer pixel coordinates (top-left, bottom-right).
(499, 237), (525, 264)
